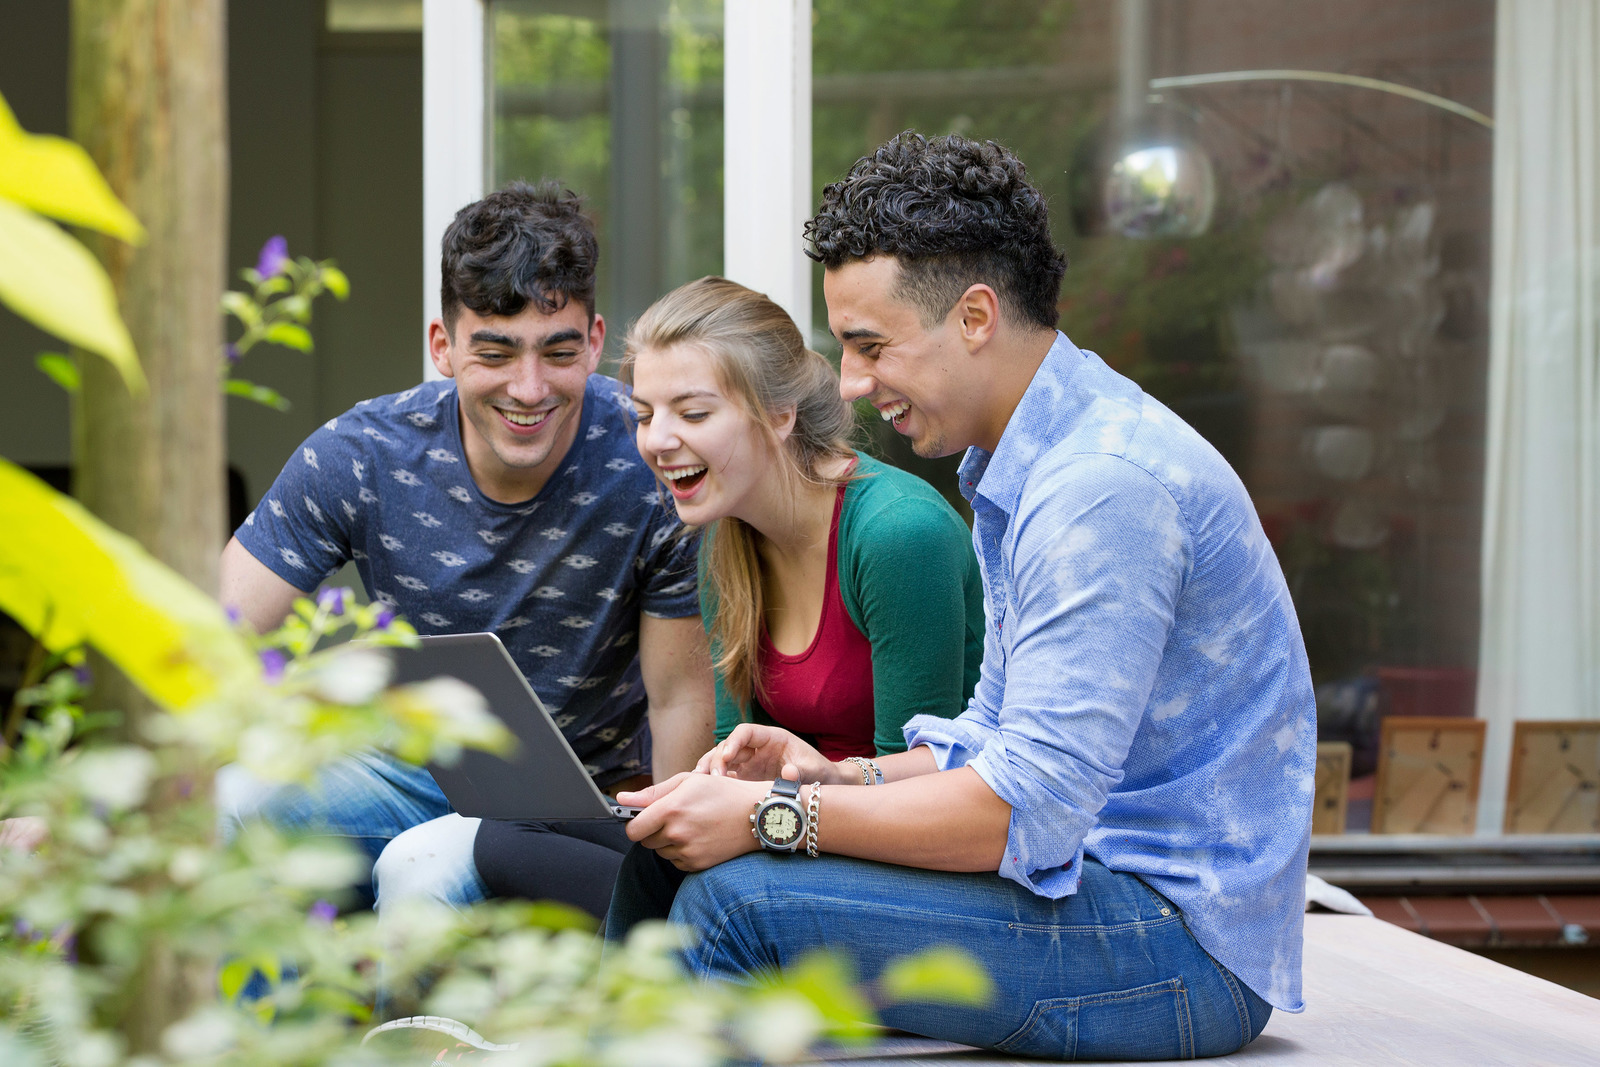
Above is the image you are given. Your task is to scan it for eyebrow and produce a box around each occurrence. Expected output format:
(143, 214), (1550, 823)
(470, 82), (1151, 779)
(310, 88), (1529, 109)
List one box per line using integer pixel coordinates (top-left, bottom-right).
(837, 327), (886, 343)
(634, 389), (720, 407)
(468, 327), (586, 349)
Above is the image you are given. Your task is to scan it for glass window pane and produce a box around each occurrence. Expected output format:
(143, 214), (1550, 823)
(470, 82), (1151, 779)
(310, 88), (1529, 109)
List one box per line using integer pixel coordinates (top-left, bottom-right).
(813, 0), (1495, 835)
(327, 0), (424, 32)
(490, 0), (723, 365)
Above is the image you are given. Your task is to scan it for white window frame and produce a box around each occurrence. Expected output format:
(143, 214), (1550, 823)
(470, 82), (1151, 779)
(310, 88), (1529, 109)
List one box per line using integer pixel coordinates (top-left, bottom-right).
(421, 0), (812, 378)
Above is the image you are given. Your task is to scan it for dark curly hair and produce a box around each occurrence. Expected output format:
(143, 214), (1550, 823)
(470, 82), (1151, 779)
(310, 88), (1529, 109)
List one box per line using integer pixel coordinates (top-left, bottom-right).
(439, 180), (598, 332)
(805, 132), (1066, 330)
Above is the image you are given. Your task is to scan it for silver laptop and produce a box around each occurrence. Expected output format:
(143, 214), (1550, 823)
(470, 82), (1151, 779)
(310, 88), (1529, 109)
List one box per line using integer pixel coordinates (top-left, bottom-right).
(388, 632), (641, 821)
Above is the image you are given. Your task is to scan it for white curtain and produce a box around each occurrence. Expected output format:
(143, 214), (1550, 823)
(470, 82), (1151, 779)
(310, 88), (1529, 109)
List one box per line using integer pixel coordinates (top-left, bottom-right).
(1477, 0), (1600, 833)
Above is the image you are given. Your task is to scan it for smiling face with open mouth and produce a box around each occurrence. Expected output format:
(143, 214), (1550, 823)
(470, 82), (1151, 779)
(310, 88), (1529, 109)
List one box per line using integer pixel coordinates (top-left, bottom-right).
(428, 301), (604, 503)
(629, 343), (777, 526)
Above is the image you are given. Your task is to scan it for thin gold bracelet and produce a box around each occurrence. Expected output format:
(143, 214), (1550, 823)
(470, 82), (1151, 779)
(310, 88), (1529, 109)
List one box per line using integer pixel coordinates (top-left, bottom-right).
(806, 784), (821, 858)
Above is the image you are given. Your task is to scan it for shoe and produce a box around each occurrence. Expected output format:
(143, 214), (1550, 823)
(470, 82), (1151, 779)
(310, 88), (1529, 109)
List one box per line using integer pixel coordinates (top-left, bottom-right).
(361, 1015), (519, 1062)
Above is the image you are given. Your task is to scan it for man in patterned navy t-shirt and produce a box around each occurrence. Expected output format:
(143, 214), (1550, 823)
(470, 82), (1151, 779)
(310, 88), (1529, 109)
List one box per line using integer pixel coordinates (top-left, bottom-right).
(218, 182), (714, 919)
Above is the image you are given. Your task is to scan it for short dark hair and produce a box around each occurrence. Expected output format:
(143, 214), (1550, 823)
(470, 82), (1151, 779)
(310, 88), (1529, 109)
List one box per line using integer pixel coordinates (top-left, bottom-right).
(439, 180), (599, 333)
(804, 132), (1066, 330)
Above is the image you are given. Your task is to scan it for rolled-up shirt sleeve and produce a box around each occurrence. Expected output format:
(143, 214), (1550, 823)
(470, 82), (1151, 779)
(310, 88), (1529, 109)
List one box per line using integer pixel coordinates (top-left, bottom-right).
(912, 452), (1191, 897)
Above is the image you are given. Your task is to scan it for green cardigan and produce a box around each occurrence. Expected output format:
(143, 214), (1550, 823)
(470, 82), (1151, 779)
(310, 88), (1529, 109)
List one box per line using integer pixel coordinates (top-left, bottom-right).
(705, 453), (984, 755)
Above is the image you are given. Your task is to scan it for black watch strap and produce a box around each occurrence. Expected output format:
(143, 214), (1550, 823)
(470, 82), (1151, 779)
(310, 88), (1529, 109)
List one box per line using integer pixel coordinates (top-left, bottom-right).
(771, 776), (800, 799)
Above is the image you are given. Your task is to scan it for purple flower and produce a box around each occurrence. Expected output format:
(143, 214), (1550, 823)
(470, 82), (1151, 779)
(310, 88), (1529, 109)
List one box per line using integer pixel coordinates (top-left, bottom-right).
(225, 343), (242, 365)
(308, 900), (338, 924)
(260, 648), (287, 683)
(72, 664), (93, 688)
(256, 235), (289, 278)
(224, 605), (242, 626)
(317, 587), (349, 616)
(374, 608), (395, 631)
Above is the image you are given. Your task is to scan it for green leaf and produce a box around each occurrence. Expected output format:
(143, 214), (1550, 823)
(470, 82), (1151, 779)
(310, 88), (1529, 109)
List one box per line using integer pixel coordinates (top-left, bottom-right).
(220, 290), (261, 329)
(255, 275), (291, 299)
(0, 198), (144, 394)
(34, 352), (79, 393)
(320, 264), (350, 300)
(878, 946), (994, 1008)
(772, 951), (878, 1039)
(224, 377), (291, 411)
(0, 459), (258, 709)
(0, 91), (144, 243)
(263, 321), (313, 352)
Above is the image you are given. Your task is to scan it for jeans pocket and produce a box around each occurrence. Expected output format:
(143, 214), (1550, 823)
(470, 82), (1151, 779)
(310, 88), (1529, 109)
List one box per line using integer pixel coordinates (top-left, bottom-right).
(994, 976), (1193, 1061)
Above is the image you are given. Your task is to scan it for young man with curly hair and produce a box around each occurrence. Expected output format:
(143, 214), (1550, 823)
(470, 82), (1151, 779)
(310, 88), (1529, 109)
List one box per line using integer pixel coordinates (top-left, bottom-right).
(218, 181), (714, 922)
(615, 134), (1316, 1060)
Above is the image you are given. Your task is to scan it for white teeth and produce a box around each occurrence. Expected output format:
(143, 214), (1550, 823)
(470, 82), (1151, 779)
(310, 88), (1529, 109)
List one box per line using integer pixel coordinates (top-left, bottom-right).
(880, 400), (910, 422)
(661, 465), (707, 482)
(500, 408), (552, 427)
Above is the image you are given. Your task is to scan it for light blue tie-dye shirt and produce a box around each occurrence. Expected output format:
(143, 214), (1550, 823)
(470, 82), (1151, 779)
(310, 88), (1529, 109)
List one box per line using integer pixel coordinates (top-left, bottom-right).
(903, 332), (1316, 1013)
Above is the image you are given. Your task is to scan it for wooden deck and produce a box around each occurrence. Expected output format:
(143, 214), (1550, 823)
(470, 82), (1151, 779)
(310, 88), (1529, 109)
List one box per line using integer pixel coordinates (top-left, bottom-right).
(808, 913), (1600, 1065)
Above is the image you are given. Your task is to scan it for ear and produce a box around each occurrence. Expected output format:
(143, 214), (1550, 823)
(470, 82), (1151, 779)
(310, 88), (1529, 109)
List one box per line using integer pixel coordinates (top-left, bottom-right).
(769, 405), (797, 444)
(585, 314), (607, 374)
(953, 284), (1001, 352)
(427, 318), (457, 379)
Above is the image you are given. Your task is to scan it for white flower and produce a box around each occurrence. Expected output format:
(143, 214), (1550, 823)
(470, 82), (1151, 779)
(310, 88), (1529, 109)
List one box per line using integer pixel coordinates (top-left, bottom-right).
(477, 529), (506, 545)
(501, 615), (531, 629)
(448, 485), (473, 503)
(408, 412), (437, 428)
(243, 511), (255, 526)
(458, 589), (493, 603)
(73, 746), (157, 812)
(352, 548), (369, 560)
(532, 586), (564, 599)
(302, 446), (320, 470)
(432, 550), (467, 567)
(352, 458), (366, 481)
(341, 499), (358, 521)
(595, 588), (621, 602)
(527, 644), (562, 657)
(268, 498), (286, 518)
(605, 458), (635, 471)
(604, 522), (635, 538)
(379, 533), (405, 551)
(307, 647), (393, 704)
(586, 424), (608, 439)
(426, 448), (459, 463)
(570, 492), (599, 506)
(362, 426), (391, 443)
(420, 612), (451, 627)
(395, 574), (429, 591)
(280, 547), (307, 570)
(392, 469), (421, 486)
(540, 527), (567, 541)
(304, 496), (324, 522)
(560, 616), (594, 629)
(507, 559), (538, 574)
(324, 417), (338, 431)
(413, 511), (443, 528)
(554, 713), (577, 728)
(562, 554), (599, 569)
(558, 675), (587, 688)
(359, 487), (379, 504)
(314, 537), (339, 554)
(394, 386), (421, 404)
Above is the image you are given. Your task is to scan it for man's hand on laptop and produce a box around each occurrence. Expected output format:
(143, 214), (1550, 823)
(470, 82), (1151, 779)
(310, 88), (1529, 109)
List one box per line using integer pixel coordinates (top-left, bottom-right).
(619, 767), (796, 872)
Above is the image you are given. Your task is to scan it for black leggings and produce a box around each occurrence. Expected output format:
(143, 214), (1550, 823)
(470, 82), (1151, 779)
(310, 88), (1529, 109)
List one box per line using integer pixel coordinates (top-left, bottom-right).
(603, 842), (688, 940)
(472, 818), (633, 921)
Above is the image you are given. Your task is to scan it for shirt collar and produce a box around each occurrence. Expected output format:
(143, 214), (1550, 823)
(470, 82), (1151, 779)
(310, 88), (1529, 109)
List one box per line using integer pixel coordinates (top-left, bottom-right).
(957, 331), (1093, 516)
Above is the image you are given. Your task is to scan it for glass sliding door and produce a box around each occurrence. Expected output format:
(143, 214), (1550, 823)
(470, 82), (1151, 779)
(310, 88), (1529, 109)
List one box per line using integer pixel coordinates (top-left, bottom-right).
(490, 0), (723, 364)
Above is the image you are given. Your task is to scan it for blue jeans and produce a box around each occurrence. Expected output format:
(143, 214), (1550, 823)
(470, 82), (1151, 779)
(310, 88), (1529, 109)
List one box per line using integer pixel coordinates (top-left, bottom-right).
(215, 752), (488, 911)
(669, 855), (1271, 1061)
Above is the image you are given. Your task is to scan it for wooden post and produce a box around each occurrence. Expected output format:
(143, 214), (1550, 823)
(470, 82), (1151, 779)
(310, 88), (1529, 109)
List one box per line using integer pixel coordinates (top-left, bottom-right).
(68, 2), (228, 1047)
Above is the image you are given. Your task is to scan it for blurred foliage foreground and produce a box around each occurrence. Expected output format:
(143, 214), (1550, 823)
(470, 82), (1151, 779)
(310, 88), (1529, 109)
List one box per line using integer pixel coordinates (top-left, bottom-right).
(0, 93), (987, 1065)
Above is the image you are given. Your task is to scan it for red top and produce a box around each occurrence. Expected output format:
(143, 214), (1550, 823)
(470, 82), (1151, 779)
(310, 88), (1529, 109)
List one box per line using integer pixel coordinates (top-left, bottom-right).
(757, 482), (876, 759)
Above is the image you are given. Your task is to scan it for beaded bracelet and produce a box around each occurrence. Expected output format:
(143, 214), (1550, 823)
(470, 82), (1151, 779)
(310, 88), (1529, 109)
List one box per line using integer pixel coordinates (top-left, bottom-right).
(843, 755), (884, 786)
(805, 784), (822, 858)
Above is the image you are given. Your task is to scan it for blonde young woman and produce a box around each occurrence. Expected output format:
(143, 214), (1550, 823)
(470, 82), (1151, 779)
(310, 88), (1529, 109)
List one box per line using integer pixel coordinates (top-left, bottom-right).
(600, 275), (984, 931)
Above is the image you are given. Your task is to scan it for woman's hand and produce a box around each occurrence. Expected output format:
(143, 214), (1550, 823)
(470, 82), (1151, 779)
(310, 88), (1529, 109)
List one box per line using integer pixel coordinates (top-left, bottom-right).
(695, 724), (845, 784)
(618, 771), (776, 871)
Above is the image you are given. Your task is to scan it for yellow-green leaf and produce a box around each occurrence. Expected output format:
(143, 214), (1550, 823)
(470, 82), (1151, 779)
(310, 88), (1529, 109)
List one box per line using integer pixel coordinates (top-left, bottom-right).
(0, 92), (144, 244)
(878, 946), (994, 1008)
(35, 352), (79, 393)
(0, 459), (258, 709)
(0, 198), (144, 394)
(263, 321), (313, 352)
(320, 264), (350, 300)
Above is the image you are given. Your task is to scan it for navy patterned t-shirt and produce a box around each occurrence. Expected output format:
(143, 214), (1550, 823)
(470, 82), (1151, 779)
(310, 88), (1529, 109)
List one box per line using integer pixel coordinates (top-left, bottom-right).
(235, 375), (700, 786)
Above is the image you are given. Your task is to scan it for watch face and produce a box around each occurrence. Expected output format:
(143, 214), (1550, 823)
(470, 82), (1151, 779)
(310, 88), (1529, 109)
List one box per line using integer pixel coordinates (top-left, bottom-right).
(759, 803), (801, 847)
